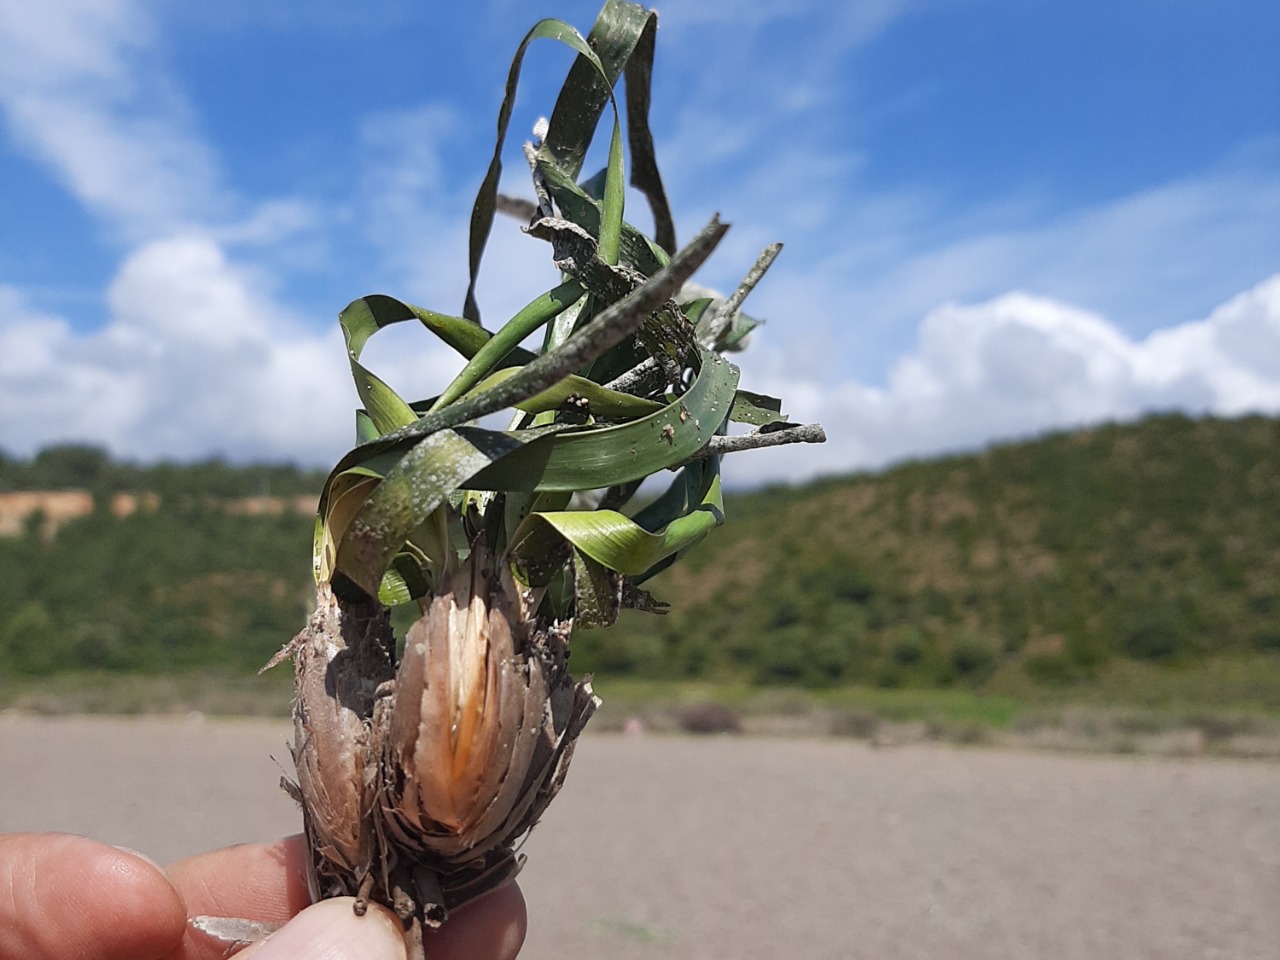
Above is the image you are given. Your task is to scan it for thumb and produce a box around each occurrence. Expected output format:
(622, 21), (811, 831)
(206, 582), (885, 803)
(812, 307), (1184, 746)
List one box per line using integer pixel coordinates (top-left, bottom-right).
(239, 897), (407, 960)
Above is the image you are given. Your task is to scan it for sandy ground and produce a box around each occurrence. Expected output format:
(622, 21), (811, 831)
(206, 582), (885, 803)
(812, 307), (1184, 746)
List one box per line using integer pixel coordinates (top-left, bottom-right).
(2, 715), (1277, 960)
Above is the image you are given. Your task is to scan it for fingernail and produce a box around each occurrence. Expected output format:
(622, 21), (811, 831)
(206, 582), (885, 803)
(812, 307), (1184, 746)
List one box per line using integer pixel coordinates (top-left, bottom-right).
(110, 844), (165, 872)
(241, 897), (407, 960)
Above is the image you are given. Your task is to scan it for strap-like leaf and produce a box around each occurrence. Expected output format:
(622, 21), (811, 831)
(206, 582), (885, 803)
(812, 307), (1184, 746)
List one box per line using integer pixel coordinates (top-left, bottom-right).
(598, 115), (626, 266)
(729, 389), (787, 426)
(321, 216), (727, 493)
(509, 466), (724, 582)
(341, 295), (493, 359)
(571, 547), (618, 628)
(464, 366), (665, 419)
(307, 1), (823, 611)
(339, 299), (417, 435)
(464, 19), (616, 323)
(465, 346), (739, 492)
(541, 0), (647, 179)
(432, 280), (584, 412)
(316, 473), (382, 584)
(535, 161), (669, 275)
(335, 427), (524, 597)
(621, 10), (675, 254)
(322, 344), (734, 593)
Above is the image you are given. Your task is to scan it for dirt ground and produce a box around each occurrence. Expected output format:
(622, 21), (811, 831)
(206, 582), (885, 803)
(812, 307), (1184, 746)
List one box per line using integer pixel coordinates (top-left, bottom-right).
(2, 714), (1276, 960)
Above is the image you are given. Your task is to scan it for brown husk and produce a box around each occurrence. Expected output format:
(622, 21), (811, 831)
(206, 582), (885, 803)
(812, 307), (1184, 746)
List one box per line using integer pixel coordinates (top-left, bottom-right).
(273, 542), (598, 948)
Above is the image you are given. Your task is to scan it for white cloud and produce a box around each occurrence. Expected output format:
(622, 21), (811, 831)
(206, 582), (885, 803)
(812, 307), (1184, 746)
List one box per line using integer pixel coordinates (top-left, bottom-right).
(9, 253), (1277, 487)
(737, 162), (1280, 386)
(0, 236), (459, 464)
(0, 285), (144, 451)
(0, 0), (226, 239)
(2, 0), (1276, 493)
(0, 0), (148, 92)
(731, 273), (1280, 486)
(0, 5), (533, 465)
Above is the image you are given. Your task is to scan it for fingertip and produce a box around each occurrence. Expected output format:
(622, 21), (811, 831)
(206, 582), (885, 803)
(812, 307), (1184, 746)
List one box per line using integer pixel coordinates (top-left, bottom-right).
(0, 833), (186, 960)
(238, 897), (406, 960)
(167, 834), (311, 921)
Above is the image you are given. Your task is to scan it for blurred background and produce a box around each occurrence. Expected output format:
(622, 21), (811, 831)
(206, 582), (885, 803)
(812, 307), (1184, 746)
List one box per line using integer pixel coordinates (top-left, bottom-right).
(1, 0), (1278, 740)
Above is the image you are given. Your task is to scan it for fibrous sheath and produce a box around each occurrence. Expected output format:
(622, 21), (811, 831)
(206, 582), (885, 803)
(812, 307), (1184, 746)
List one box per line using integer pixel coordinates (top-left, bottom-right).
(284, 583), (395, 904)
(280, 542), (598, 943)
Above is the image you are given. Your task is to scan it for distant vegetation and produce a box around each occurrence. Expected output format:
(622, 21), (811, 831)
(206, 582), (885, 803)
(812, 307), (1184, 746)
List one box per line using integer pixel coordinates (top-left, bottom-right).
(0, 444), (326, 499)
(2, 415), (1278, 707)
(574, 412), (1280, 697)
(0, 445), (319, 674)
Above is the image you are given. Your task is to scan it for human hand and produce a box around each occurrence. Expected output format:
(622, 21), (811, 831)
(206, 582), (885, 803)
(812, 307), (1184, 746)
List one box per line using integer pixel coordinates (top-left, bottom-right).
(0, 833), (526, 960)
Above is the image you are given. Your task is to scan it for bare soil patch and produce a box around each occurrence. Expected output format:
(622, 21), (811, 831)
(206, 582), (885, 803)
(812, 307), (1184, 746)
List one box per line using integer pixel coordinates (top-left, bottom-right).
(2, 715), (1276, 960)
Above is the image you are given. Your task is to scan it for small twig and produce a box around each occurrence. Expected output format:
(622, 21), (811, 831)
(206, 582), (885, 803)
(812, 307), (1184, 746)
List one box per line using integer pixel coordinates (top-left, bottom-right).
(495, 193), (538, 221)
(724, 242), (782, 318)
(705, 242), (782, 346)
(603, 356), (664, 395)
(523, 140), (554, 219)
(687, 422), (826, 460)
(368, 216), (728, 454)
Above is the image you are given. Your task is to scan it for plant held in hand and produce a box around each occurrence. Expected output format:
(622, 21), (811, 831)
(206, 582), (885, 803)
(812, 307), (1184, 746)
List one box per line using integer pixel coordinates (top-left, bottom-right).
(194, 2), (822, 956)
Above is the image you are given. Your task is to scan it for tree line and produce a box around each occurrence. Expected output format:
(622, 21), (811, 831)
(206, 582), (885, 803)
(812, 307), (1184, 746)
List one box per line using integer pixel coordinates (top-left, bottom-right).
(2, 414), (1278, 688)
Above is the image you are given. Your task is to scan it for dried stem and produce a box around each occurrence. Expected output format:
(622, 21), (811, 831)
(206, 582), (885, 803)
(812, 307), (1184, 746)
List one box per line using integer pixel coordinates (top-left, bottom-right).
(371, 215), (728, 450)
(724, 242), (782, 318)
(687, 422), (827, 460)
(704, 242), (782, 345)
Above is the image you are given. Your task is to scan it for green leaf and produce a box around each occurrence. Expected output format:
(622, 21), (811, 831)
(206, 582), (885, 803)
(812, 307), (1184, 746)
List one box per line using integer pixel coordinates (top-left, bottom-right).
(320, 216), (728, 493)
(535, 160), (669, 276)
(335, 427), (526, 597)
(631, 454), (717, 533)
(432, 280), (584, 412)
(541, 0), (648, 177)
(379, 553), (432, 607)
(681, 297), (714, 324)
(464, 18), (616, 323)
(340, 295), (490, 361)
(465, 347), (740, 492)
(316, 472), (381, 585)
(339, 299), (417, 435)
(509, 467), (724, 583)
(729, 389), (788, 426)
(598, 115), (626, 266)
(571, 547), (618, 628)
(620, 9), (675, 254)
(321, 344), (735, 594)
(465, 366), (665, 419)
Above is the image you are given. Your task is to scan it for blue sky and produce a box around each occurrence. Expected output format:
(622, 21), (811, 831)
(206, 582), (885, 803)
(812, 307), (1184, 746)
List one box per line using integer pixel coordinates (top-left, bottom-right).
(1, 0), (1278, 485)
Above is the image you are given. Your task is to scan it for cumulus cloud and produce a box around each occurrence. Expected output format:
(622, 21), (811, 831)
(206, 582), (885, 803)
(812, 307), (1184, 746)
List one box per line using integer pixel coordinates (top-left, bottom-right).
(0, 2), (536, 466)
(7, 264), (1278, 483)
(732, 272), (1280, 485)
(0, 235), (459, 464)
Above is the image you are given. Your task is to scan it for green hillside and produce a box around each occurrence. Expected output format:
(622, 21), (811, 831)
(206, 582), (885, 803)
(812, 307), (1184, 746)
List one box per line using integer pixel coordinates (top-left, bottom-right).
(2, 414), (1278, 708)
(572, 413), (1280, 694)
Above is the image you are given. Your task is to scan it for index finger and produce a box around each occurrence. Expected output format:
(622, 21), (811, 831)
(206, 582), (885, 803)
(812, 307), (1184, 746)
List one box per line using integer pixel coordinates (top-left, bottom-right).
(164, 835), (311, 960)
(0, 833), (186, 960)
(166, 837), (527, 960)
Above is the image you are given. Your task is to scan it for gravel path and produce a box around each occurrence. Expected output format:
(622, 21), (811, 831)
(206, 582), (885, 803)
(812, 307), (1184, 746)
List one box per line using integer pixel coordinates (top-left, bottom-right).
(2, 715), (1276, 960)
